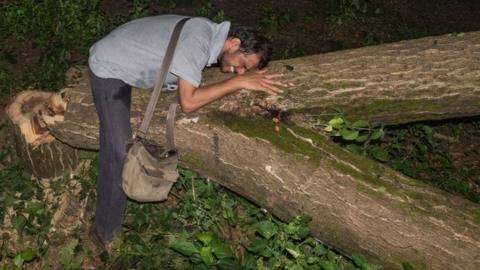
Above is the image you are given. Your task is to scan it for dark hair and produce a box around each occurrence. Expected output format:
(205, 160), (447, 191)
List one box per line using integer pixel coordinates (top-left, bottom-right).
(227, 26), (272, 69)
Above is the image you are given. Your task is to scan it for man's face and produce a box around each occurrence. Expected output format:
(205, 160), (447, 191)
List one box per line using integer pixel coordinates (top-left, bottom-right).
(219, 50), (262, 75)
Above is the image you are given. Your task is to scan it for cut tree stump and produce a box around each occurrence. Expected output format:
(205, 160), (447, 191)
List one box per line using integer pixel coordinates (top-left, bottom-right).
(5, 90), (83, 179)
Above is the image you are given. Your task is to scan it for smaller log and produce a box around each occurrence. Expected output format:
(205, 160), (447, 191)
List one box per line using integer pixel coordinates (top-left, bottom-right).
(5, 90), (82, 179)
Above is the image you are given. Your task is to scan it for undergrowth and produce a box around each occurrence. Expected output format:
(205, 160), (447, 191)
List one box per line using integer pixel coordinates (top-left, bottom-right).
(0, 151), (380, 269)
(318, 114), (480, 203)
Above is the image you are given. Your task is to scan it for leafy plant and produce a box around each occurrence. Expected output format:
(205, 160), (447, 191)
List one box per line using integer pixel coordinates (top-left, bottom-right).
(385, 123), (480, 203)
(322, 114), (388, 162)
(0, 165), (46, 269)
(328, 0), (370, 25)
(260, 7), (295, 30)
(59, 239), (82, 270)
(169, 232), (238, 269)
(1, 0), (108, 90)
(320, 113), (480, 203)
(196, 2), (230, 23)
(129, 0), (152, 19)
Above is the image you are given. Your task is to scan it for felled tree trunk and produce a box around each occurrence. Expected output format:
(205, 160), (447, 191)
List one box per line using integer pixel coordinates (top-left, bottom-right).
(7, 31), (480, 269)
(209, 31), (480, 127)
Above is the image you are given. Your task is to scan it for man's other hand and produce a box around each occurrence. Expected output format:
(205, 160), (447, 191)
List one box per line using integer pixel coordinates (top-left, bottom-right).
(234, 69), (287, 96)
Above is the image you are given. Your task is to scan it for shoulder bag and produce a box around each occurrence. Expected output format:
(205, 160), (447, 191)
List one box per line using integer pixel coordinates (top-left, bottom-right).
(122, 17), (190, 202)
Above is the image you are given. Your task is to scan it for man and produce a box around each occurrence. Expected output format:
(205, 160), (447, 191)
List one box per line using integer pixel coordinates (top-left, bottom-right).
(88, 14), (286, 248)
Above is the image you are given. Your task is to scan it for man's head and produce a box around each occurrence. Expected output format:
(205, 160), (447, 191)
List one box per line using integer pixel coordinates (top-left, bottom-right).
(219, 26), (272, 74)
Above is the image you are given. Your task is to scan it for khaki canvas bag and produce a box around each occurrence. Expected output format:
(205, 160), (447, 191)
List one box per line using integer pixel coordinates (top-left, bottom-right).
(122, 18), (189, 202)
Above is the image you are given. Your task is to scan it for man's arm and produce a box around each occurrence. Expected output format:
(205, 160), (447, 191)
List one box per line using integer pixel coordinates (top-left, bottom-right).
(179, 69), (286, 113)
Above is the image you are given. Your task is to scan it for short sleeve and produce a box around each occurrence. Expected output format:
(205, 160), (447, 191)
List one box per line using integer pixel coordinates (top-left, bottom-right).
(169, 19), (213, 87)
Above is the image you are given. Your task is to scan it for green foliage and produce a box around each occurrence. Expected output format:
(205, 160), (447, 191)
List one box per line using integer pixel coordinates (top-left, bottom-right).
(115, 168), (378, 269)
(0, 166), (48, 269)
(196, 2), (230, 23)
(1, 0), (108, 90)
(385, 123), (480, 203)
(322, 113), (480, 203)
(323, 113), (387, 163)
(59, 239), (82, 270)
(327, 0), (370, 25)
(260, 7), (295, 30)
(129, 0), (152, 19)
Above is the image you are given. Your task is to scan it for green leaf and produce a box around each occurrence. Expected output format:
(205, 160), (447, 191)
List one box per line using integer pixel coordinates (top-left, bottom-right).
(20, 248), (36, 262)
(267, 257), (280, 269)
(362, 263), (376, 270)
(257, 221), (277, 240)
(346, 144), (363, 155)
(370, 128), (384, 140)
(14, 253), (24, 269)
(260, 247), (273, 258)
(352, 253), (367, 267)
(421, 125), (434, 145)
(403, 262), (415, 270)
(285, 242), (302, 258)
(324, 125), (333, 132)
(11, 214), (26, 234)
(328, 117), (344, 129)
(242, 253), (257, 269)
(340, 129), (359, 141)
(355, 134), (369, 143)
(377, 186), (386, 193)
(217, 258), (240, 270)
(196, 232), (214, 246)
(170, 239), (199, 257)
(327, 250), (337, 262)
(352, 120), (369, 128)
(211, 241), (235, 259)
(369, 145), (389, 162)
(26, 202), (44, 216)
(286, 217), (310, 240)
(200, 246), (215, 266)
(313, 244), (327, 256)
(247, 237), (268, 253)
(307, 256), (318, 264)
(319, 260), (335, 270)
(256, 257), (267, 270)
(60, 239), (78, 266)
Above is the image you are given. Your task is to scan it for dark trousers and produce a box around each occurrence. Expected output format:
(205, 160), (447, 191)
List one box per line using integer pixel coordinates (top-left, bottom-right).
(90, 70), (132, 243)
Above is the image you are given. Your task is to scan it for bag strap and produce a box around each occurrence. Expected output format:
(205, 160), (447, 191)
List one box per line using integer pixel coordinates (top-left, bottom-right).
(136, 17), (189, 150)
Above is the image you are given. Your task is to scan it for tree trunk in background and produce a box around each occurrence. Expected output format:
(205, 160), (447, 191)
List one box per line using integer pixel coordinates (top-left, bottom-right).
(8, 32), (480, 269)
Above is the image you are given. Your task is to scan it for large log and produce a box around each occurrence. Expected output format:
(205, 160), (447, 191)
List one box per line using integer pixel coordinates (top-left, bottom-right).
(8, 32), (480, 269)
(207, 31), (480, 127)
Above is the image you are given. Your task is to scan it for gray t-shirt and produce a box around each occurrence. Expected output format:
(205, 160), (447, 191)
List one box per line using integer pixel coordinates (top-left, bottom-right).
(89, 15), (230, 89)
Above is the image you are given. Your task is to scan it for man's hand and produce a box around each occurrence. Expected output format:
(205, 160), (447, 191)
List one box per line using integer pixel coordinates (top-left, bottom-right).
(233, 69), (287, 96)
(178, 69), (288, 113)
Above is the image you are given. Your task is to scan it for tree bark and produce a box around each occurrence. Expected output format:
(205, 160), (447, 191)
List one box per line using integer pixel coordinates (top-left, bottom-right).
(5, 91), (82, 179)
(8, 32), (480, 269)
(206, 31), (480, 127)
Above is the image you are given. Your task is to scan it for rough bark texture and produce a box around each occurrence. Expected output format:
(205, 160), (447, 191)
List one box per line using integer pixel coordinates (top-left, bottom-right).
(12, 32), (480, 269)
(205, 31), (480, 126)
(4, 91), (82, 179)
(9, 121), (81, 179)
